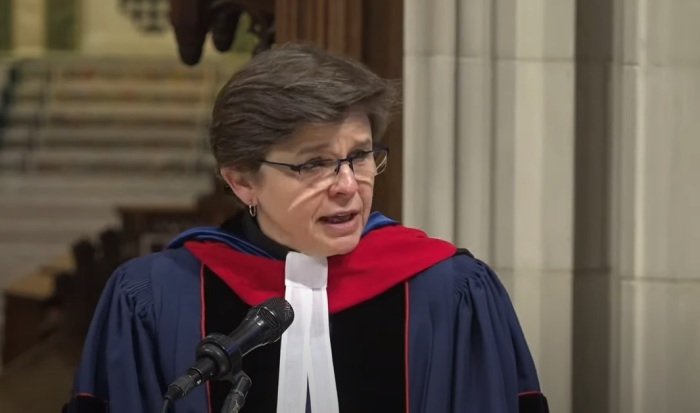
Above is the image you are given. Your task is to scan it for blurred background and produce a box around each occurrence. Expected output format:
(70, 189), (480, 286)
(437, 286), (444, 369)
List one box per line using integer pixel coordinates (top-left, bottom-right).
(0, 1), (697, 412)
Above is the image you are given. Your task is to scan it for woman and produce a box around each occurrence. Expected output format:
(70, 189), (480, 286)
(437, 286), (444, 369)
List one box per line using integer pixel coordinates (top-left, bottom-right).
(65, 42), (549, 413)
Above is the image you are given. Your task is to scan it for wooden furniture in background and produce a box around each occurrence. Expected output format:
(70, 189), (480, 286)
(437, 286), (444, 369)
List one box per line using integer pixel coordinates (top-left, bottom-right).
(118, 204), (202, 257)
(2, 270), (56, 364)
(0, 192), (240, 374)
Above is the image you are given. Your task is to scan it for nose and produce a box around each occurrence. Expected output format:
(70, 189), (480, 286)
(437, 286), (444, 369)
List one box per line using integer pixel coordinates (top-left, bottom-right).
(329, 163), (358, 195)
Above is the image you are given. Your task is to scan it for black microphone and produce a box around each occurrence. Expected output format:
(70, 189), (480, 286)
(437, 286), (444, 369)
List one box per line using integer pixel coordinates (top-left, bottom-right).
(164, 296), (294, 403)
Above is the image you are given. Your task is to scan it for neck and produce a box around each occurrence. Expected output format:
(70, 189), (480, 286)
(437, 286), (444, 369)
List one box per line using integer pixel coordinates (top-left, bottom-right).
(241, 213), (293, 260)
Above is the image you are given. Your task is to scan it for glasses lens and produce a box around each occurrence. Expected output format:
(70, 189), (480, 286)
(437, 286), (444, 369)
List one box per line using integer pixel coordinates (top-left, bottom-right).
(298, 159), (336, 181)
(297, 148), (389, 183)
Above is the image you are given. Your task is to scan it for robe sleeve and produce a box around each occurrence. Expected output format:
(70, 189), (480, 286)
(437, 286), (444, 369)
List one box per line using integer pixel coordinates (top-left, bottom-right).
(62, 260), (166, 413)
(408, 253), (549, 413)
(450, 256), (549, 412)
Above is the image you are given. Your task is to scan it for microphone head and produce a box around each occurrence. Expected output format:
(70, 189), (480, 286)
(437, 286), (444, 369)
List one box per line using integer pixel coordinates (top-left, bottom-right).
(247, 297), (294, 344)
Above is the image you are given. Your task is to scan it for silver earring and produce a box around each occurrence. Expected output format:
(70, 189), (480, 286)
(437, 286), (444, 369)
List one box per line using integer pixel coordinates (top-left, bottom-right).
(248, 204), (257, 217)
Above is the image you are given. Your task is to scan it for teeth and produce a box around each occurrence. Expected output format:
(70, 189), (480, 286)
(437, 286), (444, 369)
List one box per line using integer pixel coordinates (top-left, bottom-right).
(325, 213), (353, 223)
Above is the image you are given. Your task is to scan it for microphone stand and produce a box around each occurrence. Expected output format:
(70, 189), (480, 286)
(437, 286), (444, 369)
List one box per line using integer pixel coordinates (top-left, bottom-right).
(220, 370), (252, 413)
(195, 334), (253, 413)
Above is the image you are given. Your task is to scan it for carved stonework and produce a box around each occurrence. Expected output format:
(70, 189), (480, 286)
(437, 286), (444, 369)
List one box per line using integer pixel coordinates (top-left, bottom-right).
(169, 0), (275, 65)
(119, 0), (171, 34)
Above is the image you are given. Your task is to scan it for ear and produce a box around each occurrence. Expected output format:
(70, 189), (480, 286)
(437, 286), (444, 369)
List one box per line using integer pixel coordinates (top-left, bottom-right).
(220, 167), (257, 205)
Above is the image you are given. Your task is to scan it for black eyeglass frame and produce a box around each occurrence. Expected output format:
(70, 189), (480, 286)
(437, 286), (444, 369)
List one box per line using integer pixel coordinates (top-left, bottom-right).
(259, 145), (389, 175)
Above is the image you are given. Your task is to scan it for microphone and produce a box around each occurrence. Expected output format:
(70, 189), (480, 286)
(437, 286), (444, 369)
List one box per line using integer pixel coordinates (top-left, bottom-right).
(164, 296), (294, 403)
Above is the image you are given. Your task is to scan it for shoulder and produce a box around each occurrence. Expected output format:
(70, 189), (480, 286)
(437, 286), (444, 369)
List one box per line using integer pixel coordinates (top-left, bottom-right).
(107, 247), (201, 315)
(415, 247), (484, 279)
(411, 248), (509, 300)
(114, 247), (199, 287)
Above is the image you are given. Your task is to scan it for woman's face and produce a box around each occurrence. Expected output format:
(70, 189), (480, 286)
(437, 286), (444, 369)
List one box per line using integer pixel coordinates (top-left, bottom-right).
(222, 112), (376, 257)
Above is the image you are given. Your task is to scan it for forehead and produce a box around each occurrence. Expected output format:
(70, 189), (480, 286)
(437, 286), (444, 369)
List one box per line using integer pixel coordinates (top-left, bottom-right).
(275, 112), (372, 154)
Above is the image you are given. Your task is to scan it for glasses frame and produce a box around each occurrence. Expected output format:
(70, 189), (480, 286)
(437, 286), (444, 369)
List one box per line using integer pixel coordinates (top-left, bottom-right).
(260, 145), (389, 177)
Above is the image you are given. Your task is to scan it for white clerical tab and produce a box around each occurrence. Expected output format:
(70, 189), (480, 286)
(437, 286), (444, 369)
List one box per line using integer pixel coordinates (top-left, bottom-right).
(276, 252), (339, 413)
(284, 253), (328, 288)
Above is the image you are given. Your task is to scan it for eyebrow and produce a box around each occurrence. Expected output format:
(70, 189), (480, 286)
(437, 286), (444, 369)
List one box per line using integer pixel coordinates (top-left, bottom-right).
(295, 139), (373, 157)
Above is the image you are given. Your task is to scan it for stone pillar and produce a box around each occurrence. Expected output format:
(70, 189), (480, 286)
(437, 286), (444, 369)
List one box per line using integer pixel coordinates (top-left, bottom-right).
(403, 1), (575, 411)
(610, 1), (700, 411)
(571, 0), (616, 411)
(490, 5), (575, 411)
(11, 0), (44, 56)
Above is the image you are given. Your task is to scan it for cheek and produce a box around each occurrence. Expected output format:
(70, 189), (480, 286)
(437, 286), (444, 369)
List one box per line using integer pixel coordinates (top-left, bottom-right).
(286, 185), (329, 215)
(261, 182), (326, 224)
(359, 182), (375, 205)
(258, 181), (297, 218)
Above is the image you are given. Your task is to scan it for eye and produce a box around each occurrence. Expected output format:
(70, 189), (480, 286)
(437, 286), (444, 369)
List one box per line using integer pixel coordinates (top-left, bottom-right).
(350, 149), (372, 160)
(300, 159), (334, 170)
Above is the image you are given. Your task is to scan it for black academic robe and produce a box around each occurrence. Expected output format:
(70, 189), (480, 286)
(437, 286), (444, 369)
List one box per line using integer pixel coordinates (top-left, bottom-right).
(63, 212), (549, 413)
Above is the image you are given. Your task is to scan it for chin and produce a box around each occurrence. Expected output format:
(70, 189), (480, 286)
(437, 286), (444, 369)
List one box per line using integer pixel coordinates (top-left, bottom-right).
(322, 235), (362, 257)
(312, 213), (364, 256)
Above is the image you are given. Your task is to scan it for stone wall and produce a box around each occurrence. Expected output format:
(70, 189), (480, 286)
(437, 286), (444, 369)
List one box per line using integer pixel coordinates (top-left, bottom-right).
(402, 0), (700, 412)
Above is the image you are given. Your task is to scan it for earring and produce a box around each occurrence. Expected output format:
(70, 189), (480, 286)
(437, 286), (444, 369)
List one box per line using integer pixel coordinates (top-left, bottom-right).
(248, 204), (257, 217)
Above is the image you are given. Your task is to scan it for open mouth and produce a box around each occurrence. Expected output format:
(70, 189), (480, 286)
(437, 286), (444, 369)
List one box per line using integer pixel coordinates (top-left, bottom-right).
(320, 212), (358, 224)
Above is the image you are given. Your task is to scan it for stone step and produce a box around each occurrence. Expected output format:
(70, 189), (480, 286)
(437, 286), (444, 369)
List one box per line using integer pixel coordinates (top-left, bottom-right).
(0, 194), (201, 209)
(26, 148), (213, 174)
(13, 80), (212, 104)
(0, 150), (27, 172)
(0, 173), (212, 194)
(0, 127), (31, 148)
(15, 59), (217, 82)
(7, 100), (210, 116)
(6, 103), (209, 128)
(0, 217), (118, 244)
(0, 202), (117, 221)
(1, 150), (215, 175)
(1, 126), (208, 150)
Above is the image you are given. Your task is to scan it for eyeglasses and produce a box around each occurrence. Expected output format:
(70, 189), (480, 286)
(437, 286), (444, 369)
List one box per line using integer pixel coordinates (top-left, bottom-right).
(260, 145), (389, 183)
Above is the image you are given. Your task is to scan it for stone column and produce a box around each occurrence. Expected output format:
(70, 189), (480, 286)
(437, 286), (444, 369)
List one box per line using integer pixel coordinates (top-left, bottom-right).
(403, 1), (576, 411)
(610, 1), (700, 412)
(571, 0), (616, 411)
(11, 0), (44, 55)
